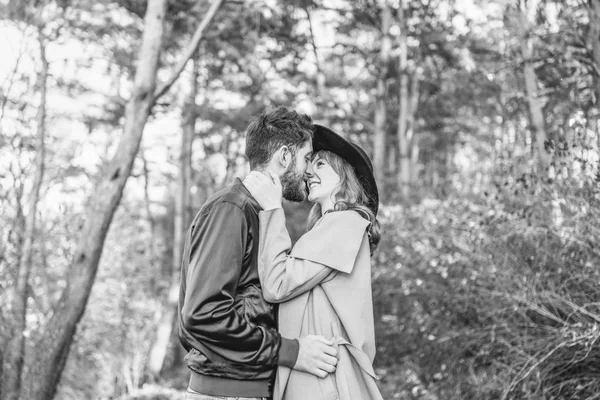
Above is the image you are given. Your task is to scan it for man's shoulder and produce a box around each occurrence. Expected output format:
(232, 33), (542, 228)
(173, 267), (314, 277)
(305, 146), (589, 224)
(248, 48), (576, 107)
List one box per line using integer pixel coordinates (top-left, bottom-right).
(202, 180), (252, 213)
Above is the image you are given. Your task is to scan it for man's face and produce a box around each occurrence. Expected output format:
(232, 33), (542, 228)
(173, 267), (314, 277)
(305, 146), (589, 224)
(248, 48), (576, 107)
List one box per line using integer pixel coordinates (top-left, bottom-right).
(280, 140), (313, 202)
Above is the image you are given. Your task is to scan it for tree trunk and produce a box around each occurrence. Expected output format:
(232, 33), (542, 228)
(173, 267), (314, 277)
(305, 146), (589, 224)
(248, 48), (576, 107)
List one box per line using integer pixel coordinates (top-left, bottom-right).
(373, 4), (391, 192)
(170, 64), (196, 370)
(20, 1), (168, 398)
(147, 60), (197, 378)
(407, 72), (420, 186)
(1, 31), (47, 400)
(139, 146), (163, 382)
(387, 144), (396, 176)
(304, 6), (326, 98)
(146, 1), (225, 374)
(595, 117), (600, 153)
(517, 0), (550, 170)
(397, 1), (410, 198)
(587, 0), (600, 104)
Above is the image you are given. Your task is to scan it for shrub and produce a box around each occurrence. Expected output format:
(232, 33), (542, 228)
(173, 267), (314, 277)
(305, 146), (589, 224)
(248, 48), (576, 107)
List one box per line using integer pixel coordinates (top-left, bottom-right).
(373, 177), (600, 400)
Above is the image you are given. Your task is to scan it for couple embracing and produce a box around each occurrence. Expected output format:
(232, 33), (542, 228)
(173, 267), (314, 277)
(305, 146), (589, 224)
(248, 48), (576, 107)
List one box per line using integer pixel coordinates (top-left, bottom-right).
(178, 106), (384, 400)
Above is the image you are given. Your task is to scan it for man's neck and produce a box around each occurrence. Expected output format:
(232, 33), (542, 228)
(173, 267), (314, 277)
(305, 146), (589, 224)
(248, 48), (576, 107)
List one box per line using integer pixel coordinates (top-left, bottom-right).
(252, 167), (268, 175)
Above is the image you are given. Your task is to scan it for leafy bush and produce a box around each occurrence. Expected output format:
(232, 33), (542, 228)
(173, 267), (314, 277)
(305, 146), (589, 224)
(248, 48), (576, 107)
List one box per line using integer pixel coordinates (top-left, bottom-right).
(373, 177), (600, 400)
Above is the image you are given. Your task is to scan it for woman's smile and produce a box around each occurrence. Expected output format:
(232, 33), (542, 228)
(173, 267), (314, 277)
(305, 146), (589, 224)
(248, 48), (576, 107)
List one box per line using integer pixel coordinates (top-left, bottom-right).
(306, 157), (340, 211)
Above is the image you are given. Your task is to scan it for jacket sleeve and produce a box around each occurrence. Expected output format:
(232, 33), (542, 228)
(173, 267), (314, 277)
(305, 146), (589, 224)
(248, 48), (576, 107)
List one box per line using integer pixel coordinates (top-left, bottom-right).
(258, 208), (368, 303)
(180, 202), (296, 367)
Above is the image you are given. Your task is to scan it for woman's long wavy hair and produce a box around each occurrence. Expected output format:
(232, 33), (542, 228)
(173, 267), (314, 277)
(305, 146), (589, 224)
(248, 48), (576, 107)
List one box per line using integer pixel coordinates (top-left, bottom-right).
(307, 150), (382, 254)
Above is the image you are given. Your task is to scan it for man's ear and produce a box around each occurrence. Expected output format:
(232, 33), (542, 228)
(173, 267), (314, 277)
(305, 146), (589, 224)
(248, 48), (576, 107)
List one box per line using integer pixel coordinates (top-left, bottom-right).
(277, 145), (291, 168)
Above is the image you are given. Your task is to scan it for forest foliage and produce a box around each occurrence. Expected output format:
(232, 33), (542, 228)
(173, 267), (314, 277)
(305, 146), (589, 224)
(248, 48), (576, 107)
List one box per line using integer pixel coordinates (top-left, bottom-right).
(1, 0), (599, 399)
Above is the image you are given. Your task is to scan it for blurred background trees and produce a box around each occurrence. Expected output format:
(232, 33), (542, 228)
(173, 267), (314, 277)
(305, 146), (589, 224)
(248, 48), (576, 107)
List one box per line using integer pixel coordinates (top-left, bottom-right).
(0, 0), (599, 399)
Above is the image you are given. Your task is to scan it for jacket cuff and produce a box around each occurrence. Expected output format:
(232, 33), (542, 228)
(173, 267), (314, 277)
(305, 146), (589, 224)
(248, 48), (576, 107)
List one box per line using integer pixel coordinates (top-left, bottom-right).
(277, 337), (299, 368)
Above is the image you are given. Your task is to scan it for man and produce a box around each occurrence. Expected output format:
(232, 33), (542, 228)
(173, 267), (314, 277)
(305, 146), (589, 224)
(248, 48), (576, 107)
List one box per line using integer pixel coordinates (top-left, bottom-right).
(178, 106), (338, 400)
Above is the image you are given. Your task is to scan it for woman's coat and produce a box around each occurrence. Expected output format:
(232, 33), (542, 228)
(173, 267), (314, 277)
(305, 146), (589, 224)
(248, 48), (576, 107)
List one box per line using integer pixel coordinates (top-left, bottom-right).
(258, 208), (384, 400)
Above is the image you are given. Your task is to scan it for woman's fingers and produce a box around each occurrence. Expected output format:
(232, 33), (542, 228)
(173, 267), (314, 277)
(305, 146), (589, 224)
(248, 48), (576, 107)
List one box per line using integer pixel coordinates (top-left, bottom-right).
(244, 172), (270, 190)
(245, 171), (281, 193)
(243, 171), (283, 210)
(243, 177), (259, 192)
(248, 171), (270, 183)
(268, 170), (283, 190)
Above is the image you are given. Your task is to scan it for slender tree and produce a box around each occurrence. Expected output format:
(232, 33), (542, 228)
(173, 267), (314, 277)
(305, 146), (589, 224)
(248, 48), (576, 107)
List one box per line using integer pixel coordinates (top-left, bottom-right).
(1, 30), (48, 400)
(407, 70), (420, 185)
(8, 0), (226, 396)
(587, 0), (600, 101)
(397, 0), (411, 197)
(373, 3), (392, 193)
(147, 59), (198, 378)
(517, 0), (550, 170)
(20, 1), (168, 398)
(304, 5), (326, 98)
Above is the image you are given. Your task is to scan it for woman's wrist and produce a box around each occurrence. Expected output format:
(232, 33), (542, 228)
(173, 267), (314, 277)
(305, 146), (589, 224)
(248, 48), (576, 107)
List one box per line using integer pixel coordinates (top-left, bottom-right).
(262, 202), (282, 211)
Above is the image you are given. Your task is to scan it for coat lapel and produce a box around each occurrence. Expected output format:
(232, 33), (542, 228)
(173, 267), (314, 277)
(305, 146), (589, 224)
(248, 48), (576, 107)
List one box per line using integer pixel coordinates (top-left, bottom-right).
(290, 211), (369, 274)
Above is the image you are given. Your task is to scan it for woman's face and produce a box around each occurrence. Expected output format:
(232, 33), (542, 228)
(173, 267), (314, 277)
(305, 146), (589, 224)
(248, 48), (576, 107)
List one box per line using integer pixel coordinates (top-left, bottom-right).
(306, 155), (341, 209)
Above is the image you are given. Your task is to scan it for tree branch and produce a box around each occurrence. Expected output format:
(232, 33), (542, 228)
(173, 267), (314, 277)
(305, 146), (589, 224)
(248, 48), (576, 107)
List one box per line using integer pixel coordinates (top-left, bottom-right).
(0, 28), (29, 125)
(153, 0), (225, 101)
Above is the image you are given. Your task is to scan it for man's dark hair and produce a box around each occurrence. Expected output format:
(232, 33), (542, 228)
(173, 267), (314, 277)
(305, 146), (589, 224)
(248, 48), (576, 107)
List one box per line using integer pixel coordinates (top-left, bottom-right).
(245, 106), (313, 170)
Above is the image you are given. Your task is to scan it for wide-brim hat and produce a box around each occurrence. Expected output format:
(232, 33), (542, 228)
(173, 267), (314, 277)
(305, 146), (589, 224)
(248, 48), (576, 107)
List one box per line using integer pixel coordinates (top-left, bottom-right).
(312, 124), (379, 216)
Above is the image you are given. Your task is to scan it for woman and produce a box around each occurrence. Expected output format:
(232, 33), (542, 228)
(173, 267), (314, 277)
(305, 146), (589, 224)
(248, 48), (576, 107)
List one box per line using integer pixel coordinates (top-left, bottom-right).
(243, 124), (383, 400)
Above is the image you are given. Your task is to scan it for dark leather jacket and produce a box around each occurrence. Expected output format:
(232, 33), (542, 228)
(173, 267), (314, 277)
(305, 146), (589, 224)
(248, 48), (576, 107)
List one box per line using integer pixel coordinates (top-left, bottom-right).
(178, 178), (297, 397)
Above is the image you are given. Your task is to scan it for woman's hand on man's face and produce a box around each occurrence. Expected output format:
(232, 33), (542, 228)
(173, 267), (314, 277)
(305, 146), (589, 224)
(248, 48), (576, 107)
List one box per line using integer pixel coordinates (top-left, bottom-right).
(243, 170), (283, 210)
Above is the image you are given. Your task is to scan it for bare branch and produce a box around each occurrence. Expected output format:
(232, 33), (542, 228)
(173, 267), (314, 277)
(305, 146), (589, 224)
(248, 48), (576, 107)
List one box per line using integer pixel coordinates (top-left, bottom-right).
(0, 26), (30, 124)
(153, 0), (225, 101)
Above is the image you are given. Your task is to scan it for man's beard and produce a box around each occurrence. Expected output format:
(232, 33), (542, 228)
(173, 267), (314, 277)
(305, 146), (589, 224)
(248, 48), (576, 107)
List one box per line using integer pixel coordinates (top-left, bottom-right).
(280, 160), (306, 202)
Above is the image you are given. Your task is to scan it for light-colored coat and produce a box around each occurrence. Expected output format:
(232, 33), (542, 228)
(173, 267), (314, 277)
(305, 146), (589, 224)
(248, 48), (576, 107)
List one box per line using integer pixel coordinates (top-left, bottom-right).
(258, 208), (384, 400)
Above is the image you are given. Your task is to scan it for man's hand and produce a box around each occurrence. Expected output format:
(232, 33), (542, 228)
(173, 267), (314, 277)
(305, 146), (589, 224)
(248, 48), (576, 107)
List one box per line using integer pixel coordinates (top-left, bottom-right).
(293, 335), (338, 378)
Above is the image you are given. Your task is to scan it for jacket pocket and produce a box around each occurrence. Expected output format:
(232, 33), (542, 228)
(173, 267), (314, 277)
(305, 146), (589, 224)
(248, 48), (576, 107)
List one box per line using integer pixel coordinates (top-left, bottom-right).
(239, 285), (276, 328)
(185, 348), (209, 373)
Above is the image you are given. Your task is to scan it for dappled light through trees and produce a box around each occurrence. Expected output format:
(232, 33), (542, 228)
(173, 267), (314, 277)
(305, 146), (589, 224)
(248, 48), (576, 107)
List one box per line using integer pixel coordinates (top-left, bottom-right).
(1, 0), (599, 399)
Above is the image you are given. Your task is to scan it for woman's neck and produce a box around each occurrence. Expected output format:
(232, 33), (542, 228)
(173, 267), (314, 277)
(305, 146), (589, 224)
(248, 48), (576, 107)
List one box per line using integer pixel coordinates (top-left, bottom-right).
(319, 198), (334, 214)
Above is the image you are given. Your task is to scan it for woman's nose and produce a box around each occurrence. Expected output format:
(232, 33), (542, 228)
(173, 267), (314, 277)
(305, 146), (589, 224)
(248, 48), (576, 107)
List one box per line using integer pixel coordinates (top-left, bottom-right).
(305, 163), (314, 177)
